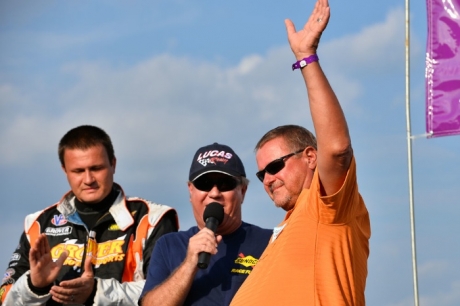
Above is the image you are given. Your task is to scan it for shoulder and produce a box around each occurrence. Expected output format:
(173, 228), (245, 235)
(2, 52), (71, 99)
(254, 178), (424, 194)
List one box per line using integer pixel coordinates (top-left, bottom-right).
(24, 203), (60, 233)
(125, 196), (178, 227)
(125, 196), (174, 213)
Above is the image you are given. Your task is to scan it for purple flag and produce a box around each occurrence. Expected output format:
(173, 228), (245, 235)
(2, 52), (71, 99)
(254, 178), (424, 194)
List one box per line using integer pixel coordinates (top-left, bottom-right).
(426, 0), (460, 138)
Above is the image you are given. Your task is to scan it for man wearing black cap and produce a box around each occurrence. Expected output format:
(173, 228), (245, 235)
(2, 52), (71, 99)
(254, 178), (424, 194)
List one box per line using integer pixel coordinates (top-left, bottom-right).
(139, 143), (272, 306)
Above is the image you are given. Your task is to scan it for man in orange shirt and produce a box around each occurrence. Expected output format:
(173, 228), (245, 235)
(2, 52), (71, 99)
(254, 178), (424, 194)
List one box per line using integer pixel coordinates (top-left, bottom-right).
(230, 0), (370, 305)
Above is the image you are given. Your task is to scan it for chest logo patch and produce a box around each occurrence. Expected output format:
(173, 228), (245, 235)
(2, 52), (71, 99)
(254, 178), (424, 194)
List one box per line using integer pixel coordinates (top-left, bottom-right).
(108, 224), (120, 231)
(234, 253), (259, 268)
(45, 226), (73, 236)
(231, 253), (260, 275)
(51, 214), (68, 226)
(50, 235), (127, 268)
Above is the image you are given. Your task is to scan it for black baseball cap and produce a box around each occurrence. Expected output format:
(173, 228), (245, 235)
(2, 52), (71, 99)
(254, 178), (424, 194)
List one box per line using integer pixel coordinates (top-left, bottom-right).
(189, 142), (246, 181)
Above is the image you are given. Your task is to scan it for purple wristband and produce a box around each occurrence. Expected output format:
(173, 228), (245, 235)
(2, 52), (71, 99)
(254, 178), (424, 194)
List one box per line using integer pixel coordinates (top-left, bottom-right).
(291, 54), (319, 71)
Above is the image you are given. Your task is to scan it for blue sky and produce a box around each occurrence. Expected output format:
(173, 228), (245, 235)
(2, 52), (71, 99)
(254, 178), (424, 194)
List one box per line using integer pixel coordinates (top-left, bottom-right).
(1, 1), (459, 305)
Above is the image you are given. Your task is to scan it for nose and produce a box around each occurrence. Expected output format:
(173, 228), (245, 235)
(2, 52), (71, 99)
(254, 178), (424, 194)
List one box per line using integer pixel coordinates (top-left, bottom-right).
(207, 185), (222, 198)
(263, 172), (276, 185)
(83, 170), (95, 185)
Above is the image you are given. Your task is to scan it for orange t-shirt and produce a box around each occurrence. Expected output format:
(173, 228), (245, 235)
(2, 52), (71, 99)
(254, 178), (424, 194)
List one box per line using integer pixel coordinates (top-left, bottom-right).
(230, 157), (370, 306)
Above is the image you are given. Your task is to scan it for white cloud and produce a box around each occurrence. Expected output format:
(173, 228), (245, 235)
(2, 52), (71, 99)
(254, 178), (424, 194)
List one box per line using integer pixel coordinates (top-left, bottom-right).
(418, 260), (449, 278)
(0, 6), (413, 171)
(322, 8), (406, 74)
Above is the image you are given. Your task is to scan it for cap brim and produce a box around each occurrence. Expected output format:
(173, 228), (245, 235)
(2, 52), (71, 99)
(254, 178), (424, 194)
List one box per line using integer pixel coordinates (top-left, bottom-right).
(191, 170), (236, 181)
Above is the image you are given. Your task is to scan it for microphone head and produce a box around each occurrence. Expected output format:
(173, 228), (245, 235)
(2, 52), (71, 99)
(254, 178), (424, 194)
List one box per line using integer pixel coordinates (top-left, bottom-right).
(203, 202), (224, 224)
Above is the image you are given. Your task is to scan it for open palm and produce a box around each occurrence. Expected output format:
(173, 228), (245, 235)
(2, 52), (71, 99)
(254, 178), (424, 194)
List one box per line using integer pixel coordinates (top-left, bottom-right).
(29, 233), (68, 288)
(285, 0), (330, 57)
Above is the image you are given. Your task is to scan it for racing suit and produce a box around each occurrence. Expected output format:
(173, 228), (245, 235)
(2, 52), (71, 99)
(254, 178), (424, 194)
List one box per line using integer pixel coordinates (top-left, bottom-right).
(0, 183), (178, 305)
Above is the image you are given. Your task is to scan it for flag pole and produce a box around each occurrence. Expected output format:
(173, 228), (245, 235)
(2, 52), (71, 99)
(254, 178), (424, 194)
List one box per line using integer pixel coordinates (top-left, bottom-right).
(405, 0), (420, 304)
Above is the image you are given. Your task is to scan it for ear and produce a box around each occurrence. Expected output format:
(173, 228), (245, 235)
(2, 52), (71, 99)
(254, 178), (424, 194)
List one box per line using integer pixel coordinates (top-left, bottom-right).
(111, 157), (117, 173)
(240, 183), (248, 203)
(304, 146), (317, 170)
(187, 182), (194, 201)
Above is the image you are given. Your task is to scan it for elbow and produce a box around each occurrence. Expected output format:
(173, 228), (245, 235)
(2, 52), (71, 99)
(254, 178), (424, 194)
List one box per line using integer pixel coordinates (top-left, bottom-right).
(333, 144), (353, 168)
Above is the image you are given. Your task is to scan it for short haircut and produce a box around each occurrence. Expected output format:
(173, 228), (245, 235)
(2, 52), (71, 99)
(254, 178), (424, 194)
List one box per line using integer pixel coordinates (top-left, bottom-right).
(255, 124), (317, 152)
(240, 176), (250, 188)
(58, 125), (115, 167)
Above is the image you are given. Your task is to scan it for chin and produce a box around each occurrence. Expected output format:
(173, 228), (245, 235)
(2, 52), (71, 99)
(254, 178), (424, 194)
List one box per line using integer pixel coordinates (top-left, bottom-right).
(274, 195), (293, 211)
(273, 200), (286, 209)
(80, 196), (103, 204)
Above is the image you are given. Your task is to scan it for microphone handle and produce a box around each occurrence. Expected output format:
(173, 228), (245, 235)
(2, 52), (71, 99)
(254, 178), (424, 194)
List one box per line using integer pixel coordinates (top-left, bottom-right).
(197, 217), (219, 269)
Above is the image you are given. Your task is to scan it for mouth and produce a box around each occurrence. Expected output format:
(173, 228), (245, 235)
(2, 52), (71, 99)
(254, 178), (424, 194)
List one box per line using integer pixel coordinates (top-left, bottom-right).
(206, 201), (224, 208)
(83, 187), (99, 192)
(269, 181), (283, 194)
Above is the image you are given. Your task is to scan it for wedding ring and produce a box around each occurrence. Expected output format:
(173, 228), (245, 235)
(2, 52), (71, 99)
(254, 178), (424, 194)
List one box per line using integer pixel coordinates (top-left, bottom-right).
(70, 295), (75, 301)
(317, 18), (322, 22)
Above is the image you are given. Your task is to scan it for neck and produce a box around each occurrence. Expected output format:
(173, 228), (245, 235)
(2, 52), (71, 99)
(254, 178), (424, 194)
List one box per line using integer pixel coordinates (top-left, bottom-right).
(75, 186), (118, 213)
(216, 219), (242, 236)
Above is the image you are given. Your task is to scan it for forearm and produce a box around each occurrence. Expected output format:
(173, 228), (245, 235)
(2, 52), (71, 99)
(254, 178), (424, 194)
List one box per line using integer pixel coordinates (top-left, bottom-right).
(302, 60), (352, 194)
(141, 261), (197, 306)
(302, 61), (351, 154)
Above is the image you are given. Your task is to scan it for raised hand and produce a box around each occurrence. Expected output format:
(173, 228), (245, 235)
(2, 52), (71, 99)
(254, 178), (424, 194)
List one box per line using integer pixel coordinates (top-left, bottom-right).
(50, 254), (96, 304)
(29, 233), (68, 288)
(285, 0), (330, 58)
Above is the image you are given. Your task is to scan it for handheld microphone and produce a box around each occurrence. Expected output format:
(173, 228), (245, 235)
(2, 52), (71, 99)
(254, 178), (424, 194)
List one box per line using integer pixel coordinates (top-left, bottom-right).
(197, 202), (224, 269)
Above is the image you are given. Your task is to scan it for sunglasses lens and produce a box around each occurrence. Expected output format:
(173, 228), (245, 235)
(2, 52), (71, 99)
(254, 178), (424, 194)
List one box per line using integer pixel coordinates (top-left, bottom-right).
(193, 178), (213, 191)
(256, 159), (287, 182)
(256, 150), (304, 183)
(256, 171), (265, 182)
(218, 177), (238, 192)
(193, 176), (238, 192)
(265, 160), (285, 175)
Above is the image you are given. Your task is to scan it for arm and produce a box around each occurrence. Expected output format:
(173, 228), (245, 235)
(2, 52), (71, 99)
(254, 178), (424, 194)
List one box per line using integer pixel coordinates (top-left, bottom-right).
(2, 232), (68, 306)
(1, 232), (47, 306)
(140, 228), (221, 306)
(286, 0), (352, 195)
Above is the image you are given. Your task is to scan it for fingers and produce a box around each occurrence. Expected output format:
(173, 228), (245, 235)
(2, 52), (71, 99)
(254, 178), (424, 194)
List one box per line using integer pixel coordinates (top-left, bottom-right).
(50, 286), (82, 304)
(81, 254), (94, 278)
(308, 1), (329, 30)
(188, 229), (219, 256)
(50, 289), (76, 304)
(55, 250), (69, 269)
(53, 277), (94, 304)
(36, 234), (47, 258)
(29, 243), (38, 265)
(314, 0), (330, 26)
(284, 19), (296, 37)
(43, 233), (51, 254)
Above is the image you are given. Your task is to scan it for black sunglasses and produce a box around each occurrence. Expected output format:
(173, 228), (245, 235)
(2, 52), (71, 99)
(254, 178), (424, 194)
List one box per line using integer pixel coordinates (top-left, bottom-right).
(256, 148), (305, 182)
(193, 175), (240, 192)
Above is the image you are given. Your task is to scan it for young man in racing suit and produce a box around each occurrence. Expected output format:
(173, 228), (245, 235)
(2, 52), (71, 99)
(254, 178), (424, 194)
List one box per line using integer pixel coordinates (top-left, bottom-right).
(0, 125), (179, 306)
